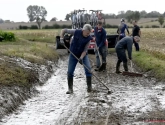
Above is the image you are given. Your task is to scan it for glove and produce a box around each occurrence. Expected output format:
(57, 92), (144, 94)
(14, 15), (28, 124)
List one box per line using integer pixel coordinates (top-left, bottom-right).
(79, 58), (83, 65)
(60, 38), (65, 46)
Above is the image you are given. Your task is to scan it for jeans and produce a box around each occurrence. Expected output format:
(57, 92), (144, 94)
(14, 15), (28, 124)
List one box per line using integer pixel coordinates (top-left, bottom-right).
(67, 54), (92, 78)
(116, 48), (127, 63)
(95, 46), (107, 67)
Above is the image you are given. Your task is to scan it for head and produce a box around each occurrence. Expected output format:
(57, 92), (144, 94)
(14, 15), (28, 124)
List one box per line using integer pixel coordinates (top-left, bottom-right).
(132, 20), (137, 25)
(133, 36), (140, 42)
(82, 24), (92, 37)
(97, 20), (103, 29)
(121, 18), (125, 22)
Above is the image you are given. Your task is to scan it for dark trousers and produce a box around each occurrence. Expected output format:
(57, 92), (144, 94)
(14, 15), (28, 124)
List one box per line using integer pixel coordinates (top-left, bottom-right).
(133, 39), (140, 51)
(116, 49), (127, 63)
(95, 46), (107, 67)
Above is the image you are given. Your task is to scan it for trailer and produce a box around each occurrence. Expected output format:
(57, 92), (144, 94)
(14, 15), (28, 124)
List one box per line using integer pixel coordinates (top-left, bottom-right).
(55, 32), (119, 53)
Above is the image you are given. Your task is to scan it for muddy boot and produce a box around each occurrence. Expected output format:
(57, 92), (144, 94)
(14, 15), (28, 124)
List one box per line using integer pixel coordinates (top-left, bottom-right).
(86, 77), (92, 92)
(66, 78), (73, 94)
(94, 66), (99, 71)
(102, 63), (107, 72)
(123, 62), (128, 72)
(98, 63), (104, 72)
(116, 60), (121, 73)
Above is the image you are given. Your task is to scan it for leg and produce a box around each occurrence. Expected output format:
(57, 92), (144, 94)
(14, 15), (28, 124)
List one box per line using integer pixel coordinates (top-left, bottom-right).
(95, 48), (101, 68)
(99, 46), (107, 72)
(67, 54), (78, 94)
(116, 59), (122, 73)
(102, 46), (107, 71)
(83, 55), (92, 92)
(134, 41), (140, 51)
(116, 49), (128, 72)
(121, 52), (128, 71)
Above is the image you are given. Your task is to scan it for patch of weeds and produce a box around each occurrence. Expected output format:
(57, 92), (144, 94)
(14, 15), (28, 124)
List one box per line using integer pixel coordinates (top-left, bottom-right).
(0, 61), (39, 87)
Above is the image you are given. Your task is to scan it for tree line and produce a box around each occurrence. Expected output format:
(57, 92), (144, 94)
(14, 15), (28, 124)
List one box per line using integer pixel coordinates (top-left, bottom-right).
(65, 10), (165, 23)
(1, 5), (165, 29)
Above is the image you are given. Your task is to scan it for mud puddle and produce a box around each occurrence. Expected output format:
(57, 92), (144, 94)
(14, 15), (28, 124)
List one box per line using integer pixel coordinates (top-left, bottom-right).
(1, 54), (165, 125)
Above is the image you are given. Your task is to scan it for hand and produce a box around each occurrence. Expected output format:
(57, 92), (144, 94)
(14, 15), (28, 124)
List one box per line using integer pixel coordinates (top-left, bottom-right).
(79, 58), (83, 65)
(60, 38), (65, 46)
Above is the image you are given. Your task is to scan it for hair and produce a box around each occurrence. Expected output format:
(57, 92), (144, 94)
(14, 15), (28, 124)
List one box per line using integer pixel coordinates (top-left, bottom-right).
(97, 20), (103, 25)
(134, 36), (140, 42)
(121, 18), (125, 22)
(132, 20), (137, 23)
(82, 24), (92, 32)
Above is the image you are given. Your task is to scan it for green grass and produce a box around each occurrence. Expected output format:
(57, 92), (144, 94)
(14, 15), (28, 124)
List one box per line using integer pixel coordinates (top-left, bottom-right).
(0, 61), (37, 87)
(133, 50), (165, 80)
(0, 30), (61, 86)
(6, 29), (61, 43)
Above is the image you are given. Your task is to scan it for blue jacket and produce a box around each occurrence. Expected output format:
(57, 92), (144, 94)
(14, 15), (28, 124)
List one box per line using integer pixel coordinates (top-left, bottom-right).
(94, 27), (106, 48)
(70, 30), (92, 57)
(115, 36), (133, 59)
(117, 23), (129, 37)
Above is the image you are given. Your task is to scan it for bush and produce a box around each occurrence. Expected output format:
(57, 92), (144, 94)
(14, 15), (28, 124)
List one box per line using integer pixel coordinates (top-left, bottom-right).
(145, 25), (150, 28)
(0, 31), (16, 41)
(151, 25), (160, 28)
(30, 25), (38, 29)
(19, 25), (29, 29)
(140, 26), (143, 28)
(104, 24), (118, 28)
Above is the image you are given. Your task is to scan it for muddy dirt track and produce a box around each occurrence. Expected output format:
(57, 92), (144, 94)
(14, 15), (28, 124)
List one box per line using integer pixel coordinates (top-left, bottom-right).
(1, 50), (165, 125)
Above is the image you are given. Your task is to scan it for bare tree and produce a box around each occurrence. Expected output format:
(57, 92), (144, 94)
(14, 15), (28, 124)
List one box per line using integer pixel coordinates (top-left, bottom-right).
(27, 5), (47, 29)
(158, 16), (164, 27)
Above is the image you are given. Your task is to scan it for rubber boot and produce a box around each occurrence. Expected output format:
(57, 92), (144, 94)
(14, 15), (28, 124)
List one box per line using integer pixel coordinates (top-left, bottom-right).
(102, 63), (107, 72)
(98, 63), (105, 72)
(94, 66), (99, 71)
(123, 62), (128, 72)
(66, 78), (73, 94)
(86, 77), (92, 92)
(116, 60), (121, 73)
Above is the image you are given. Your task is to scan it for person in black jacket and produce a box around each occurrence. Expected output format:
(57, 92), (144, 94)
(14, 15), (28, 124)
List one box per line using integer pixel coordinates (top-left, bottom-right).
(115, 36), (140, 73)
(132, 20), (141, 51)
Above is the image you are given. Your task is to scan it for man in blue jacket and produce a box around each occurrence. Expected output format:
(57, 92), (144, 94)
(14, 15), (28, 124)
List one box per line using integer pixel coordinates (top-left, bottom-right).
(117, 18), (129, 40)
(60, 24), (93, 94)
(94, 20), (107, 72)
(115, 36), (140, 73)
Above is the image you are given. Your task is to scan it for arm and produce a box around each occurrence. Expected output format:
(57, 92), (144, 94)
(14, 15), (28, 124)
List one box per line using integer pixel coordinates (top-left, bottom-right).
(60, 29), (76, 38)
(98, 30), (106, 48)
(80, 40), (90, 59)
(138, 29), (141, 37)
(127, 39), (133, 59)
(126, 25), (129, 35)
(117, 28), (119, 34)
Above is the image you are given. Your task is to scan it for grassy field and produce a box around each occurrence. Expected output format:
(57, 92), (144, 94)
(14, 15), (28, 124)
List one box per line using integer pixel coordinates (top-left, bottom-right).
(0, 28), (165, 86)
(0, 29), (61, 86)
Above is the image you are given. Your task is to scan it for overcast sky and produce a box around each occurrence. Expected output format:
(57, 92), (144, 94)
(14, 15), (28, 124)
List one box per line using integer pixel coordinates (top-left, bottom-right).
(0, 0), (164, 22)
